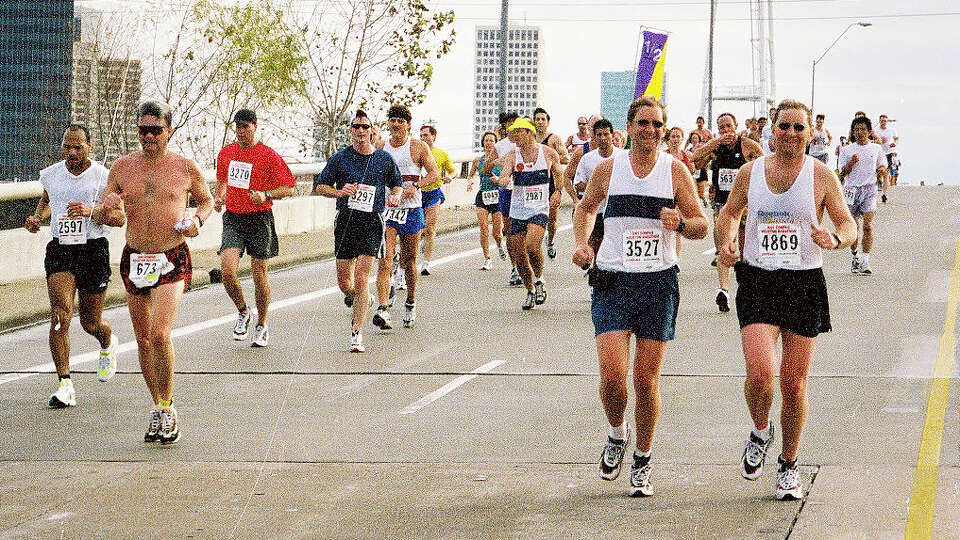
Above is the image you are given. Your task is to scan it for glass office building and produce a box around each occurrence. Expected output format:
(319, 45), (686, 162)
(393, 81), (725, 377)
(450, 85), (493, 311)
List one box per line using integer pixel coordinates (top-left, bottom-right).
(0, 2), (75, 181)
(600, 71), (636, 132)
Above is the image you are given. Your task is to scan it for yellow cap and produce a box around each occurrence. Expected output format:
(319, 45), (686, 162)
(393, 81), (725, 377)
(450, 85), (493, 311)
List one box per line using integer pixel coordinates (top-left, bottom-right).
(507, 117), (537, 133)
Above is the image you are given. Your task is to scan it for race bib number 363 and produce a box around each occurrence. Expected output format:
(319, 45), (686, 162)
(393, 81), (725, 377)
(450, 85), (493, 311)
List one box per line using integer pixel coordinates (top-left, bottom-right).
(757, 222), (801, 268)
(56, 216), (87, 245)
(227, 160), (253, 190)
(348, 184), (376, 212)
(622, 228), (663, 271)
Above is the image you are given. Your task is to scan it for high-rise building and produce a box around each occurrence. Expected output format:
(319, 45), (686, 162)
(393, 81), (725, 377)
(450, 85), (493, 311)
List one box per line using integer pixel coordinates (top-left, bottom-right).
(72, 8), (142, 164)
(0, 1), (75, 181)
(472, 25), (541, 150)
(601, 71), (636, 132)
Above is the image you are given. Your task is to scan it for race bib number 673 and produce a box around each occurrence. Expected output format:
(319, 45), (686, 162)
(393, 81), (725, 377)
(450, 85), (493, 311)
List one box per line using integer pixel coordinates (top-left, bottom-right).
(128, 253), (170, 288)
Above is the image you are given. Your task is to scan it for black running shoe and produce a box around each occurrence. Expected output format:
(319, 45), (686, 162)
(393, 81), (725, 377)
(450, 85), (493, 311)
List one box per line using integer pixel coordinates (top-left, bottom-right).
(716, 289), (730, 313)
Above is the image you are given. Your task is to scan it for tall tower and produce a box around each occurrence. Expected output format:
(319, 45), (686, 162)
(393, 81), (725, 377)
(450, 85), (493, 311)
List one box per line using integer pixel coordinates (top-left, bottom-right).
(0, 1), (75, 181)
(472, 25), (542, 150)
(700, 0), (776, 121)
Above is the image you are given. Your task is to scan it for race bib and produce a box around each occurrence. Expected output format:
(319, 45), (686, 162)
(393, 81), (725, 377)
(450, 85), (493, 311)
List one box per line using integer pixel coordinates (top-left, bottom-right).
(347, 184), (376, 212)
(56, 216), (87, 245)
(383, 207), (409, 224)
(522, 184), (548, 209)
(227, 160), (253, 190)
(843, 185), (857, 206)
(622, 228), (663, 271)
(128, 253), (172, 288)
(758, 222), (801, 268)
(481, 190), (499, 205)
(810, 140), (826, 155)
(718, 168), (737, 191)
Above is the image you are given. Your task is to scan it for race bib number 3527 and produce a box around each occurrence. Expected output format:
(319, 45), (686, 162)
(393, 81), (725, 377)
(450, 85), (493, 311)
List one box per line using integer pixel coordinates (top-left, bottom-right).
(227, 161), (253, 190)
(622, 228), (663, 271)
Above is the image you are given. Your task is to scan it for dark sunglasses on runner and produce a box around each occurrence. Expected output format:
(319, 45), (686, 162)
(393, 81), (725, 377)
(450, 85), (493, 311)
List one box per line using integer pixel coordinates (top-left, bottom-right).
(777, 122), (806, 132)
(138, 125), (164, 136)
(635, 119), (664, 129)
(351, 123), (372, 130)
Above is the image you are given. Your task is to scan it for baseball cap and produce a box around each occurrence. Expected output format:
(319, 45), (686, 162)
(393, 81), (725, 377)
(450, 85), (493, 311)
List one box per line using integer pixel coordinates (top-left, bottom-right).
(507, 118), (537, 133)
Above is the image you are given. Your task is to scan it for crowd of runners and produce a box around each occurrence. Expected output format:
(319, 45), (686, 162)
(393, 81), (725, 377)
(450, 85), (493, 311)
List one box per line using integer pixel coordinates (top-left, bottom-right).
(24, 95), (899, 500)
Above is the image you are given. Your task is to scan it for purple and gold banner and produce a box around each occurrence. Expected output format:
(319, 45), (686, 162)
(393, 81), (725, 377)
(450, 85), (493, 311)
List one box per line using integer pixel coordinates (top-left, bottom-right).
(634, 30), (669, 100)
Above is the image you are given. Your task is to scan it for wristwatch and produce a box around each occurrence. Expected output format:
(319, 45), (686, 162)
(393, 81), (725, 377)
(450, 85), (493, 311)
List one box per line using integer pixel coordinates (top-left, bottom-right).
(264, 191), (272, 201)
(676, 217), (686, 235)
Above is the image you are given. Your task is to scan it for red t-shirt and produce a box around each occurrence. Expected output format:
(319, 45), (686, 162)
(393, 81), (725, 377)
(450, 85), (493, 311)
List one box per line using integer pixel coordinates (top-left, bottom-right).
(216, 141), (296, 213)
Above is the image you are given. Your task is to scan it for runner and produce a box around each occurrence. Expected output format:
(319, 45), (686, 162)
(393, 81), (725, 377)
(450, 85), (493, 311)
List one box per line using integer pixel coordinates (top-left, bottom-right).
(761, 107), (776, 141)
(693, 116), (713, 145)
(486, 111), (522, 286)
(214, 108), (295, 348)
(500, 117), (564, 309)
(839, 115), (888, 275)
(566, 116), (591, 153)
(466, 130), (506, 269)
(418, 123), (455, 276)
(314, 109), (402, 349)
(572, 97), (707, 497)
(93, 100), (213, 444)
(666, 127), (695, 257)
(533, 107), (570, 260)
(375, 105), (440, 328)
(714, 99), (856, 500)
(876, 114), (899, 193)
(692, 112), (762, 312)
(568, 118), (623, 257)
(26, 124), (118, 408)
(807, 114), (833, 164)
(685, 131), (709, 206)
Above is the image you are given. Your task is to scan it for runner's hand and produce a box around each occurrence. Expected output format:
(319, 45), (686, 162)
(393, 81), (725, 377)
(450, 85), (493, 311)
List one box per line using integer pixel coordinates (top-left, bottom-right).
(339, 183), (358, 198)
(442, 175), (452, 184)
(24, 214), (40, 233)
(66, 202), (92, 217)
(214, 196), (224, 212)
(466, 182), (473, 192)
(572, 243), (594, 268)
(102, 192), (122, 210)
(386, 194), (401, 207)
(249, 191), (267, 204)
(810, 222), (835, 249)
(849, 154), (859, 165)
(402, 184), (416, 200)
(719, 133), (737, 146)
(181, 216), (200, 238)
(660, 207), (681, 231)
(718, 238), (740, 267)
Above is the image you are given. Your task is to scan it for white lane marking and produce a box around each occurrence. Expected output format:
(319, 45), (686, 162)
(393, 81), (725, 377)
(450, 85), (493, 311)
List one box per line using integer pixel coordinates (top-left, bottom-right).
(1, 225), (572, 386)
(399, 360), (505, 415)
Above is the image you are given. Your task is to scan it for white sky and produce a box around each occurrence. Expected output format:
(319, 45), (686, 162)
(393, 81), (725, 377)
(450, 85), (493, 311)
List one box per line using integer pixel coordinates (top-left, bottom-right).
(83, 0), (959, 184)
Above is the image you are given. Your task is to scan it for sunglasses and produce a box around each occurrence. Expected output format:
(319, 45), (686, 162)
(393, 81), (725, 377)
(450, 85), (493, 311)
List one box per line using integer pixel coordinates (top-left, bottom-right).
(351, 123), (372, 130)
(138, 125), (164, 136)
(577, 122), (587, 125)
(635, 119), (664, 128)
(777, 122), (806, 132)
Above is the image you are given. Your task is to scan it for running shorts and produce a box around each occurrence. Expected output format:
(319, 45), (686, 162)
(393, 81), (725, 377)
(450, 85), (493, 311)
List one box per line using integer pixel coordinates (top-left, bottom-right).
(734, 262), (831, 338)
(509, 213), (549, 235)
(219, 209), (280, 260)
(421, 188), (445, 207)
(44, 237), (111, 293)
(474, 191), (500, 214)
(591, 266), (680, 341)
(334, 211), (385, 260)
(846, 183), (878, 217)
(386, 207), (425, 235)
(120, 242), (192, 296)
(498, 188), (512, 219)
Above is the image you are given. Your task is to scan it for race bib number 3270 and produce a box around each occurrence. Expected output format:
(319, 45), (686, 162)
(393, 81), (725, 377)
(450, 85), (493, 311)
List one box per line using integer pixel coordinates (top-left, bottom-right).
(227, 161), (253, 190)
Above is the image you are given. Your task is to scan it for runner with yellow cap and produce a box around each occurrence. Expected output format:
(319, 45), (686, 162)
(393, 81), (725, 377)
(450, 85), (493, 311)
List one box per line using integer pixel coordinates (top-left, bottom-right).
(499, 117), (564, 309)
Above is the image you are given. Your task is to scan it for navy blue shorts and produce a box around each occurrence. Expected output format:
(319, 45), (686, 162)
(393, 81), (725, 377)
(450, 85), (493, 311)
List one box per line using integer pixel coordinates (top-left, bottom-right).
(591, 266), (680, 342)
(498, 188), (512, 218)
(387, 207), (425, 235)
(509, 213), (548, 235)
(422, 189), (445, 207)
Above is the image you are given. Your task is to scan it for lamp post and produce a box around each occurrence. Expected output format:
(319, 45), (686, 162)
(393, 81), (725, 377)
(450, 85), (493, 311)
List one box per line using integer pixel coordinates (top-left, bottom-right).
(810, 22), (871, 112)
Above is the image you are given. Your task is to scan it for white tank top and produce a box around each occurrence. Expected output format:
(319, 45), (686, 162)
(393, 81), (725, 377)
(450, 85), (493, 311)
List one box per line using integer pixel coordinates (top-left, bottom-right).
(596, 151), (678, 273)
(743, 156), (822, 271)
(509, 144), (551, 221)
(39, 160), (110, 241)
(569, 134), (590, 147)
(575, 147), (626, 214)
(383, 138), (423, 209)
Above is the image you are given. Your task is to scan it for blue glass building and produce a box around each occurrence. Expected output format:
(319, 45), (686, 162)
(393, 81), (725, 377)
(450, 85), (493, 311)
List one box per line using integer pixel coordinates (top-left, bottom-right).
(600, 71), (636, 132)
(0, 1), (75, 181)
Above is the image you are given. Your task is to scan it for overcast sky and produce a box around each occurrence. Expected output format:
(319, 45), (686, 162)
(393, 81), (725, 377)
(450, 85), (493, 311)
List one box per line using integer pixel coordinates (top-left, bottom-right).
(84, 0), (958, 184)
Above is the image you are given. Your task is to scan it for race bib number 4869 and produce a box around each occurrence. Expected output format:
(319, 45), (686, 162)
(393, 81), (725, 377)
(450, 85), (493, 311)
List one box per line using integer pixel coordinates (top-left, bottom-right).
(622, 228), (663, 271)
(757, 222), (801, 268)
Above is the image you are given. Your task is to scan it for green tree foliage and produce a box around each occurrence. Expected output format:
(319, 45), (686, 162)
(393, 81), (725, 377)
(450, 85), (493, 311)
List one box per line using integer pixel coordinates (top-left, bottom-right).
(283, 0), (455, 159)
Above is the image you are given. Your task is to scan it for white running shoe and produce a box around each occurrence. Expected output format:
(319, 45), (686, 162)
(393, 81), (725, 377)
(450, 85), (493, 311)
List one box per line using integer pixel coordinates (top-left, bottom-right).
(498, 245), (507, 260)
(48, 379), (76, 408)
(159, 406), (180, 445)
(233, 310), (251, 340)
(480, 258), (492, 271)
(403, 301), (416, 328)
(420, 261), (431, 276)
(251, 324), (269, 347)
(144, 407), (162, 442)
(775, 457), (803, 500)
(97, 334), (119, 382)
(350, 330), (365, 353)
(741, 423), (775, 480)
(629, 460), (654, 497)
(598, 427), (631, 481)
(372, 307), (393, 330)
(851, 255), (861, 275)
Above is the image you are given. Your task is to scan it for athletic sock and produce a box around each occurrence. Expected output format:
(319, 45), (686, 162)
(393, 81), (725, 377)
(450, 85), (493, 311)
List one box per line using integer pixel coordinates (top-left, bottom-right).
(609, 424), (626, 441)
(633, 449), (651, 466)
(752, 424), (771, 441)
(158, 398), (172, 408)
(862, 253), (870, 265)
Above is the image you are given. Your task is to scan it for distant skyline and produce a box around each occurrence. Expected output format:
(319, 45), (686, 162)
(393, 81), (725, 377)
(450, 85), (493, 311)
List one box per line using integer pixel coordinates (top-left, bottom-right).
(80, 0), (959, 185)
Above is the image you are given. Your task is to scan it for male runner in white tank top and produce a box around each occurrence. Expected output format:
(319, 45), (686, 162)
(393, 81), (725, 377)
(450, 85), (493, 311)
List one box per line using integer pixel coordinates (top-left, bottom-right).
(715, 100), (856, 500)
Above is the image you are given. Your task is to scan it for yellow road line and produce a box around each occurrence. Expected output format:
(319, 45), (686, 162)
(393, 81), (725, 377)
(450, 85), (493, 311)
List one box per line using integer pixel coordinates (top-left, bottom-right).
(906, 236), (960, 539)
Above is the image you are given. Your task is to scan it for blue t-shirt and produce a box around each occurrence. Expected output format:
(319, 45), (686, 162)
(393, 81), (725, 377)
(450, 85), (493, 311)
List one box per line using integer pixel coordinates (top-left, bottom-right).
(315, 147), (402, 213)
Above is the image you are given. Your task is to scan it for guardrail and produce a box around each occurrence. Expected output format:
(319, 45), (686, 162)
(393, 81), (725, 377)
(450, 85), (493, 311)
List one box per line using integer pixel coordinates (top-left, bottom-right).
(0, 152), (479, 202)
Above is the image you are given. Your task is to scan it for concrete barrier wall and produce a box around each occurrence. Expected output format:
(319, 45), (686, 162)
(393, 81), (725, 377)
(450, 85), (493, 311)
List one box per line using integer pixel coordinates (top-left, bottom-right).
(0, 167), (480, 285)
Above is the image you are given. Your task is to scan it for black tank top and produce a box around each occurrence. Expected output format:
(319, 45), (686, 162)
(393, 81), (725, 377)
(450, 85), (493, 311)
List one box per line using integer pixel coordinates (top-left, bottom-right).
(711, 137), (746, 205)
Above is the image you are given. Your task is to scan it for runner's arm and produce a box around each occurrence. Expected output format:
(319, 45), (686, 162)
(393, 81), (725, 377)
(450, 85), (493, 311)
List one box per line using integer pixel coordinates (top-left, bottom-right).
(817, 164), (857, 249)
(552, 135), (570, 165)
(714, 165), (751, 260)
(417, 141), (441, 188)
(24, 190), (50, 232)
(571, 158), (612, 267)
(669, 160), (708, 240)
(740, 137), (763, 161)
(91, 165), (125, 227)
(691, 138), (718, 170)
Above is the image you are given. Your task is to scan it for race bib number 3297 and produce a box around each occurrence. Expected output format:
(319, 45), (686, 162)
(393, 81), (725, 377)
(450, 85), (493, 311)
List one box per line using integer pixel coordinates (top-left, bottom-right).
(348, 184), (376, 212)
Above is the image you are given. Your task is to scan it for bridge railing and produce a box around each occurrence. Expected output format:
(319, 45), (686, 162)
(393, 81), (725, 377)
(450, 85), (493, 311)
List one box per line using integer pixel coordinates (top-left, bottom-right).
(0, 152), (480, 285)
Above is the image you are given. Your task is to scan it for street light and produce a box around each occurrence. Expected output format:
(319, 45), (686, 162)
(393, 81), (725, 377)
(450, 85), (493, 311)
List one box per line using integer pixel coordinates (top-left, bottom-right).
(810, 22), (871, 112)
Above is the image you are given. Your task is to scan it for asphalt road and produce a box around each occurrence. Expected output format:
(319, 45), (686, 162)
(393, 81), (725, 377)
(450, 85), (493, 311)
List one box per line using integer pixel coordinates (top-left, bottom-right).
(1, 186), (958, 539)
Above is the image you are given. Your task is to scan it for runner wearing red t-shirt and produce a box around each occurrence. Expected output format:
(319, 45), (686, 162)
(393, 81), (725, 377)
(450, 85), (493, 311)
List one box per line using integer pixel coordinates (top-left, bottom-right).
(214, 109), (295, 347)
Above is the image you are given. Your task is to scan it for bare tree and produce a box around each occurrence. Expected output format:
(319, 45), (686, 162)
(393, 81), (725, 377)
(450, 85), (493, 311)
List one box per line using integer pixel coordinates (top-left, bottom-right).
(283, 0), (456, 160)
